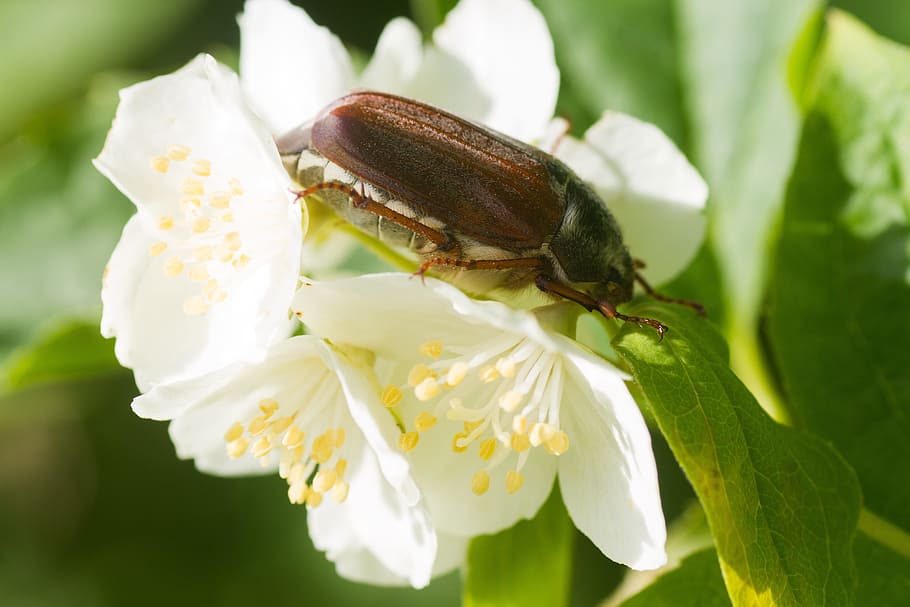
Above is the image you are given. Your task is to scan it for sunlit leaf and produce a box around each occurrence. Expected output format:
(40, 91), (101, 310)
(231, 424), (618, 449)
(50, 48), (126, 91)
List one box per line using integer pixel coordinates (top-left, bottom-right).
(619, 548), (729, 607)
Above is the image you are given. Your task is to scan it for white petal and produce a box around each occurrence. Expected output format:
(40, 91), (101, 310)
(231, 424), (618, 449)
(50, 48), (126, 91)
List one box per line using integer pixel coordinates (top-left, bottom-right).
(325, 345), (419, 505)
(308, 436), (437, 588)
(557, 112), (708, 284)
(239, 0), (355, 135)
(95, 54), (302, 389)
(359, 17), (424, 94)
(412, 0), (558, 140)
(405, 401), (557, 536)
(557, 352), (667, 570)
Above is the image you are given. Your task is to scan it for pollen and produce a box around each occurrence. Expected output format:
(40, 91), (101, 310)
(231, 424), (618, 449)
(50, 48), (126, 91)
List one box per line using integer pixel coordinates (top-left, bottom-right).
(229, 177), (244, 196)
(188, 265), (209, 282)
(545, 430), (570, 456)
(258, 398), (279, 416)
(182, 295), (208, 316)
(332, 480), (350, 503)
(150, 156), (170, 173)
(167, 144), (191, 160)
(191, 216), (211, 234)
(414, 412), (437, 432)
(529, 422), (555, 447)
(181, 177), (205, 196)
(381, 384), (403, 408)
(192, 245), (213, 261)
(227, 437), (249, 458)
(496, 357), (517, 378)
(478, 438), (496, 461)
(252, 436), (272, 459)
(407, 363), (435, 387)
(451, 432), (469, 453)
(247, 415), (269, 436)
(414, 377), (440, 401)
(148, 241), (167, 257)
(192, 159), (211, 176)
(479, 365), (500, 383)
(334, 459), (348, 478)
(269, 415), (295, 436)
(511, 415), (528, 435)
(282, 425), (305, 448)
(224, 231), (242, 251)
(471, 470), (490, 495)
(306, 490), (324, 508)
(419, 339), (444, 359)
(157, 215), (175, 230)
(447, 361), (468, 386)
(399, 431), (419, 453)
(510, 432), (531, 453)
(224, 421), (244, 442)
(232, 254), (251, 270)
(334, 428), (346, 448)
(505, 470), (524, 494)
(163, 256), (184, 277)
(499, 390), (522, 412)
(221, 211), (235, 223)
(208, 190), (231, 208)
(311, 432), (335, 464)
(312, 469), (337, 493)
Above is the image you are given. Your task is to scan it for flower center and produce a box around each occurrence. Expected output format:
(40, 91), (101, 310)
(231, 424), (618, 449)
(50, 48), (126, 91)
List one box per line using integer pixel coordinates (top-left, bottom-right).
(223, 395), (350, 509)
(387, 338), (570, 497)
(147, 144), (252, 316)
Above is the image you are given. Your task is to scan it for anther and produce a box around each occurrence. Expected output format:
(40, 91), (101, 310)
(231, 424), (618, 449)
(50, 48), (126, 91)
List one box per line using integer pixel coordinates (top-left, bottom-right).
(505, 470), (524, 494)
(282, 425), (305, 449)
(247, 415), (269, 436)
(287, 479), (307, 505)
(414, 377), (440, 401)
(306, 490), (324, 508)
(167, 144), (191, 160)
(471, 470), (490, 495)
(312, 469), (338, 493)
(232, 254), (251, 270)
(157, 215), (175, 230)
(478, 438), (496, 461)
(447, 361), (469, 386)
(334, 428), (346, 448)
(420, 340), (444, 359)
(529, 423), (555, 447)
(496, 357), (517, 378)
(181, 177), (205, 196)
(511, 415), (528, 435)
(251, 436), (272, 458)
(227, 437), (249, 458)
(381, 384), (403, 407)
(182, 296), (208, 316)
(311, 433), (334, 464)
(150, 156), (170, 173)
(544, 430), (570, 456)
(479, 366), (500, 383)
(452, 432), (469, 453)
(510, 432), (531, 453)
(192, 159), (211, 176)
(192, 217), (211, 234)
(258, 398), (279, 416)
(334, 459), (347, 478)
(415, 412), (438, 432)
(224, 421), (244, 442)
(499, 390), (522, 412)
(209, 191), (231, 209)
(332, 480), (350, 503)
(407, 363), (435, 387)
(224, 232), (242, 251)
(221, 211), (235, 223)
(148, 241), (167, 257)
(229, 177), (244, 196)
(269, 416), (294, 436)
(188, 265), (209, 282)
(399, 431), (419, 453)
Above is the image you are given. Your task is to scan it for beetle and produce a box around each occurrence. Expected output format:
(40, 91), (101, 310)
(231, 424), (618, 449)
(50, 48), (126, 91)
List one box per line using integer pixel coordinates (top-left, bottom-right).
(277, 91), (702, 337)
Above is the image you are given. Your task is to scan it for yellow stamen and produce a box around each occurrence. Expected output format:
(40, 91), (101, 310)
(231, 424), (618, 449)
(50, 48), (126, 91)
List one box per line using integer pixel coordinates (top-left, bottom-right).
(407, 363), (436, 387)
(446, 361), (469, 386)
(181, 196), (201, 209)
(511, 415), (528, 435)
(334, 459), (348, 478)
(227, 437), (249, 458)
(164, 256), (184, 277)
(399, 431), (419, 453)
(452, 432), (468, 453)
(188, 265), (209, 282)
(208, 191), (231, 209)
(545, 430), (570, 456)
(148, 241), (167, 257)
(306, 490), (323, 508)
(311, 433), (334, 464)
(479, 365), (500, 383)
(232, 254), (251, 270)
(530, 423), (555, 447)
(229, 177), (244, 196)
(478, 438), (496, 461)
(269, 416), (294, 436)
(150, 156), (170, 173)
(471, 470), (490, 495)
(510, 432), (531, 453)
(312, 469), (338, 493)
(505, 470), (524, 494)
(419, 339), (443, 359)
(464, 419), (483, 434)
(332, 480), (350, 503)
(224, 421), (244, 442)
(381, 384), (403, 408)
(192, 159), (211, 176)
(496, 357), (517, 378)
(414, 377), (440, 401)
(247, 415), (269, 436)
(181, 177), (205, 196)
(414, 412), (437, 432)
(167, 144), (191, 160)
(258, 398), (279, 417)
(192, 216), (211, 234)
(251, 436), (272, 458)
(193, 245), (213, 261)
(282, 425), (305, 448)
(334, 428), (346, 448)
(221, 211), (235, 223)
(288, 480), (307, 505)
(224, 231), (242, 251)
(499, 390), (522, 412)
(157, 215), (175, 230)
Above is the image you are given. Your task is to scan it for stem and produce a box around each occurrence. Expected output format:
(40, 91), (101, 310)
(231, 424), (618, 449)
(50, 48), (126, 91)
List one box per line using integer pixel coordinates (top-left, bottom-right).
(858, 508), (910, 559)
(728, 318), (791, 425)
(333, 221), (419, 273)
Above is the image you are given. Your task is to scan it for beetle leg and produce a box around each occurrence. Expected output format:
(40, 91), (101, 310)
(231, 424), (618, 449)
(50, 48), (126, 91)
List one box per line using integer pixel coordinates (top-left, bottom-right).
(535, 275), (668, 339)
(415, 255), (541, 285)
(634, 272), (706, 316)
(296, 181), (452, 249)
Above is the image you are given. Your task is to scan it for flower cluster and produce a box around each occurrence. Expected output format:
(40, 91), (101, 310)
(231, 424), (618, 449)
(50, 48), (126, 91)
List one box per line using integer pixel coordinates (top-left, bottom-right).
(96, 0), (707, 587)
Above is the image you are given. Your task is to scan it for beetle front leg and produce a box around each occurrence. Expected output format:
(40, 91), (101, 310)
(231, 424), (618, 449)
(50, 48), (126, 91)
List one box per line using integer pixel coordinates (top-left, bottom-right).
(634, 271), (705, 316)
(296, 181), (453, 250)
(535, 275), (667, 339)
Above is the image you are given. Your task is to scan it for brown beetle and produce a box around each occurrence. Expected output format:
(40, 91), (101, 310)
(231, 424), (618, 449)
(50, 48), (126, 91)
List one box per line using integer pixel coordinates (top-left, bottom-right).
(277, 91), (702, 336)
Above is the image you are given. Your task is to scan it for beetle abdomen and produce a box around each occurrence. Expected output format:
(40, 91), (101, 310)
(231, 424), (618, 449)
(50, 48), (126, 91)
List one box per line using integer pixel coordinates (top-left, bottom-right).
(310, 91), (565, 251)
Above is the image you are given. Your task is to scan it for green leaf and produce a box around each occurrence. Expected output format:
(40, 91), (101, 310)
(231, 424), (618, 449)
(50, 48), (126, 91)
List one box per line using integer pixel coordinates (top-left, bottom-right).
(1, 317), (119, 394)
(768, 11), (910, 535)
(535, 0), (688, 145)
(463, 489), (573, 607)
(409, 0), (458, 35)
(855, 532), (910, 606)
(613, 303), (861, 607)
(620, 548), (730, 607)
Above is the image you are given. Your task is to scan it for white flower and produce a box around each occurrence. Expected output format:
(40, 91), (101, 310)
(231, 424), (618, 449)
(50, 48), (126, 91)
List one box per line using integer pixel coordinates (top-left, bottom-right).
(95, 54), (302, 390)
(132, 335), (442, 587)
(238, 0), (558, 142)
(293, 274), (668, 570)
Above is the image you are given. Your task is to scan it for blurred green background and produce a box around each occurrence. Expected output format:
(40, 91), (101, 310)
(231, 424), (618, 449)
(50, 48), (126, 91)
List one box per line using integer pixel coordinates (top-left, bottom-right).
(1, 0), (908, 606)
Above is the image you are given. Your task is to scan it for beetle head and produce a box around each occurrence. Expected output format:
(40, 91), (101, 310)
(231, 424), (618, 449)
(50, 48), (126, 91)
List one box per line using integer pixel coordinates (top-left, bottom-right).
(549, 175), (635, 305)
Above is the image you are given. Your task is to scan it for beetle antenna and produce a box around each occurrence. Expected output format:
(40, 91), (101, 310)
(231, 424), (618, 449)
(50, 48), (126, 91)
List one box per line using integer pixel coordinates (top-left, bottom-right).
(634, 272), (706, 316)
